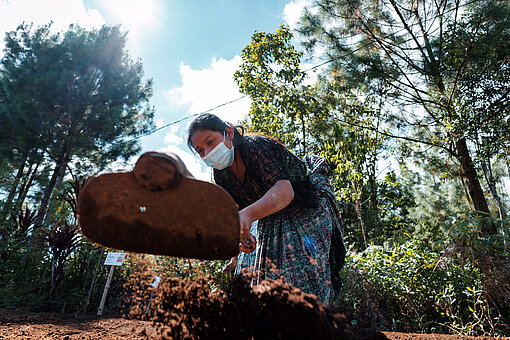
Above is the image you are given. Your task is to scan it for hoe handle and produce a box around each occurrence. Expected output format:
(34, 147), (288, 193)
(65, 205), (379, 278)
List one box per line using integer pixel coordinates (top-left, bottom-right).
(133, 152), (193, 191)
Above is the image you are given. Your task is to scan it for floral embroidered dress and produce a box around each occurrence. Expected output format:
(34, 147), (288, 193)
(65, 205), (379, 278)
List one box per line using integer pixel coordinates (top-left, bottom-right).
(214, 135), (346, 304)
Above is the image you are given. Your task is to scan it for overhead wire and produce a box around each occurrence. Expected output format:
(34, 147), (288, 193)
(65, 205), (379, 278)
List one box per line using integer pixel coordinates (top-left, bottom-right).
(0, 0), (482, 186)
(1, 28), (386, 187)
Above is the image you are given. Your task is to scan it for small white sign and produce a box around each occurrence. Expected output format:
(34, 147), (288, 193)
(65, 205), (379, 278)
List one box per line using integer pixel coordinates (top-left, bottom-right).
(104, 252), (126, 266)
(150, 275), (161, 288)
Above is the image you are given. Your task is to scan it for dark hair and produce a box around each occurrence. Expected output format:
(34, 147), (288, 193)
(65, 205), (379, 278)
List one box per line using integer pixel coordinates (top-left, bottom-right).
(187, 113), (245, 150)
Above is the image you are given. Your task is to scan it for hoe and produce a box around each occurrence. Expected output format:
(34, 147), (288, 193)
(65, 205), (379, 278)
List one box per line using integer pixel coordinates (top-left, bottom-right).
(78, 152), (252, 260)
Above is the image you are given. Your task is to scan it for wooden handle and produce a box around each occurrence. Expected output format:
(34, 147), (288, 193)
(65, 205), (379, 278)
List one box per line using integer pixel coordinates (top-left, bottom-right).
(133, 152), (189, 191)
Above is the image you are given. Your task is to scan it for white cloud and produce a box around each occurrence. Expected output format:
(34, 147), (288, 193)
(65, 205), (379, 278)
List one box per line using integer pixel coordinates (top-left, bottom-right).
(0, 0), (105, 58)
(0, 0), (163, 55)
(155, 119), (164, 128)
(100, 0), (163, 47)
(0, 0), (104, 34)
(166, 56), (251, 125)
(164, 124), (184, 145)
(283, 0), (310, 30)
(157, 145), (212, 182)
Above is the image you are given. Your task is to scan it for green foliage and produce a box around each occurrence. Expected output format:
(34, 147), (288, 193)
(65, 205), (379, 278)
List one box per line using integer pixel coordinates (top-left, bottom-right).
(0, 22), (156, 313)
(0, 22), (154, 227)
(323, 103), (382, 202)
(299, 0), (510, 234)
(336, 224), (509, 336)
(441, 0), (510, 149)
(43, 221), (80, 296)
(234, 24), (320, 153)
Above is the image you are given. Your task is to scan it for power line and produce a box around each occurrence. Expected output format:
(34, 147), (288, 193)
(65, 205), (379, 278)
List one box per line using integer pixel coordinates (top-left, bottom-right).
(112, 0), (474, 145)
(0, 0), (486, 187)
(0, 95), (252, 187)
(0, 28), (438, 187)
(134, 94), (250, 141)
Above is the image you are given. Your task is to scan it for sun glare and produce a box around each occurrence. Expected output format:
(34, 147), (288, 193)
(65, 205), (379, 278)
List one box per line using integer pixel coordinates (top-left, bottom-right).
(103, 0), (161, 31)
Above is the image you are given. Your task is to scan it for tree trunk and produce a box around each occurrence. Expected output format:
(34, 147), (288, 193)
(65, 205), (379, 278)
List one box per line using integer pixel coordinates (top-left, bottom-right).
(369, 95), (383, 239)
(355, 198), (368, 248)
(34, 137), (73, 229)
(481, 159), (507, 240)
(353, 181), (368, 248)
(455, 137), (497, 235)
(368, 160), (379, 238)
(301, 112), (306, 158)
(458, 165), (473, 208)
(42, 159), (69, 226)
(0, 153), (27, 222)
(15, 160), (40, 213)
(34, 161), (65, 228)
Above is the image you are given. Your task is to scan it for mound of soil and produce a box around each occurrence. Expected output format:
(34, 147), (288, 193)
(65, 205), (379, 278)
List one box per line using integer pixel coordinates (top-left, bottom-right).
(131, 274), (387, 339)
(0, 309), (506, 339)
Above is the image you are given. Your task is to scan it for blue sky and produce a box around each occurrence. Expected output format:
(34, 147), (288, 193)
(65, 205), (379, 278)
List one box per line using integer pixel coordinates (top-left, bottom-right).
(0, 0), (309, 179)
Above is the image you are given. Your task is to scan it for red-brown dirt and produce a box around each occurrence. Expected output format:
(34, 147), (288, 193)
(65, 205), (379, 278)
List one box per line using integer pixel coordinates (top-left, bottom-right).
(126, 272), (509, 340)
(1, 271), (507, 340)
(0, 309), (151, 339)
(0, 309), (507, 339)
(131, 275), (387, 339)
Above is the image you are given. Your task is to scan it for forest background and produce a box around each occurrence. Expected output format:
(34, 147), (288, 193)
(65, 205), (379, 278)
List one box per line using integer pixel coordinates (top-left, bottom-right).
(0, 0), (509, 336)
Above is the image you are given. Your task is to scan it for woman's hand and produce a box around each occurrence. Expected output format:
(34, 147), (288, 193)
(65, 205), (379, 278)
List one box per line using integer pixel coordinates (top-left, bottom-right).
(238, 210), (256, 253)
(239, 180), (294, 223)
(240, 234), (256, 253)
(236, 180), (294, 254)
(238, 209), (252, 239)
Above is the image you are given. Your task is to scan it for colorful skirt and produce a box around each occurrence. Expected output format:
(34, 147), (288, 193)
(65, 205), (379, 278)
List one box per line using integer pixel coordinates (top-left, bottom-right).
(234, 155), (345, 304)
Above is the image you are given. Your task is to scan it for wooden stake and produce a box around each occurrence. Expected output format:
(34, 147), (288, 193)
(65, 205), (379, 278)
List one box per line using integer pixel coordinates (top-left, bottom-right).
(145, 290), (154, 315)
(97, 265), (115, 316)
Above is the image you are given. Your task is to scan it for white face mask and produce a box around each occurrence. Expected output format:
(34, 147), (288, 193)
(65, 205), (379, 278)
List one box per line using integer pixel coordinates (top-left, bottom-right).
(201, 132), (234, 170)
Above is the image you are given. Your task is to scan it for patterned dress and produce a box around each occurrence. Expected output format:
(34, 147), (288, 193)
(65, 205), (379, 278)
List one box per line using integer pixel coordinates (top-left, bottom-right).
(214, 135), (345, 304)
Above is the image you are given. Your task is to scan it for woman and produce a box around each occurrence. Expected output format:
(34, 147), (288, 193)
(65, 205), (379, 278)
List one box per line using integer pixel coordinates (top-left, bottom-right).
(187, 113), (345, 304)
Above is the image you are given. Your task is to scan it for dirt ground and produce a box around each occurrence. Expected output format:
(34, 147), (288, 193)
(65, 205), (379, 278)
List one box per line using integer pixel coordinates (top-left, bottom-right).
(0, 274), (505, 340)
(0, 309), (151, 339)
(0, 309), (507, 340)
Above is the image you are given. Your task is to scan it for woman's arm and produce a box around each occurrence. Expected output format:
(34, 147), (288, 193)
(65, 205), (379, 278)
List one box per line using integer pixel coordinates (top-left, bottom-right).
(238, 179), (294, 251)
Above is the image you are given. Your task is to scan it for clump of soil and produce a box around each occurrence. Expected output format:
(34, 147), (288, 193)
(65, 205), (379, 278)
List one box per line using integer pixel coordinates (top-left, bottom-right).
(131, 273), (387, 339)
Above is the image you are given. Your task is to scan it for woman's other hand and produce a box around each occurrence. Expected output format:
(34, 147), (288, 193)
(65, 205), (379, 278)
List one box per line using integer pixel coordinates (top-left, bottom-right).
(222, 256), (238, 275)
(238, 210), (256, 253)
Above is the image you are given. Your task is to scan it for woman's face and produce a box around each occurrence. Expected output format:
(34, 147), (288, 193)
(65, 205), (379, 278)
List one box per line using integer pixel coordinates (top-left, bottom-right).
(191, 127), (234, 158)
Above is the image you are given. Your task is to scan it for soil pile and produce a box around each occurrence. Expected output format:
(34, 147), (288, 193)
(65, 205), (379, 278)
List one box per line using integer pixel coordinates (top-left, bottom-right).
(131, 274), (387, 339)
(0, 309), (506, 339)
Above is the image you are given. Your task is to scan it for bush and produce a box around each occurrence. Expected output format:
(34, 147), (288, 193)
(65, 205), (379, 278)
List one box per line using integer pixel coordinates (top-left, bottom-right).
(335, 231), (510, 336)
